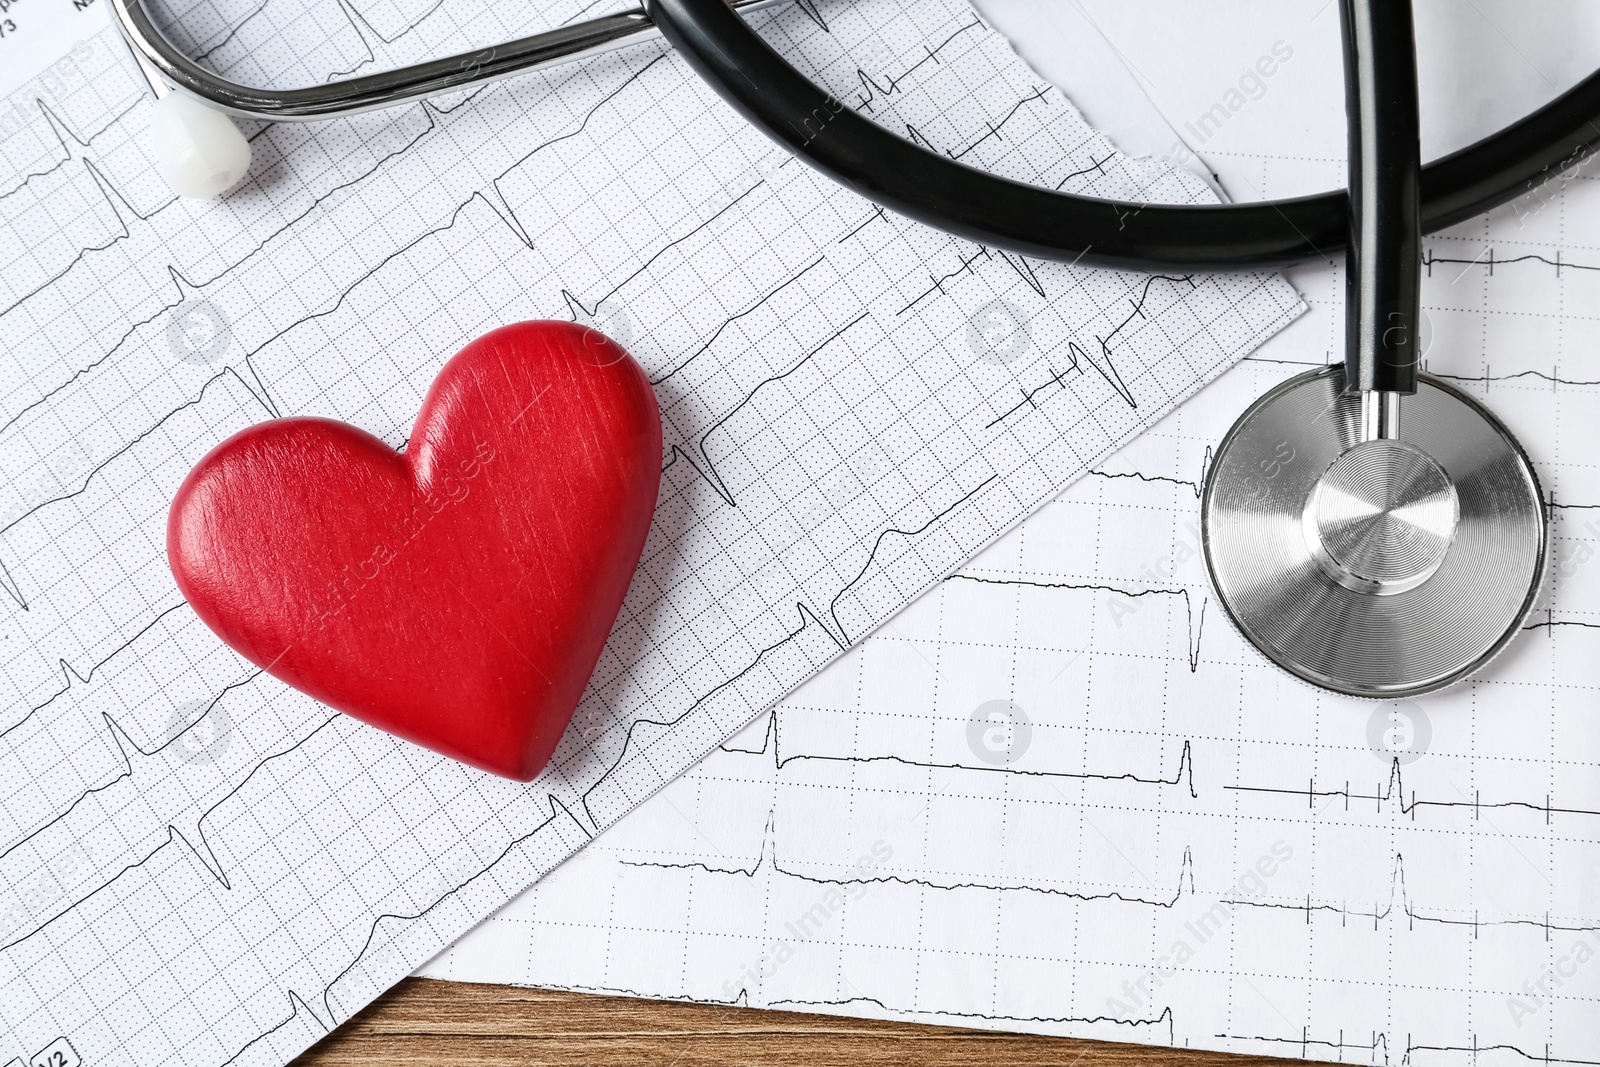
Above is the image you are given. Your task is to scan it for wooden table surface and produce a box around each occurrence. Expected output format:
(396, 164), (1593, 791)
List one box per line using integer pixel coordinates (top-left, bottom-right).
(290, 979), (1305, 1066)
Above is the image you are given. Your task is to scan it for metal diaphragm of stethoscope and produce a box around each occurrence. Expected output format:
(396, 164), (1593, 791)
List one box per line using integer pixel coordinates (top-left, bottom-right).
(113, 0), (1599, 697)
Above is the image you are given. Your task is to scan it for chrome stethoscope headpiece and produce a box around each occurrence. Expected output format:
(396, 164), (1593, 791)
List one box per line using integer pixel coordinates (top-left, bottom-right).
(1200, 0), (1548, 697)
(1202, 366), (1547, 697)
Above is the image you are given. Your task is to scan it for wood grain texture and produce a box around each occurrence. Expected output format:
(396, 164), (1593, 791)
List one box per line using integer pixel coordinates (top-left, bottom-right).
(290, 979), (1307, 1067)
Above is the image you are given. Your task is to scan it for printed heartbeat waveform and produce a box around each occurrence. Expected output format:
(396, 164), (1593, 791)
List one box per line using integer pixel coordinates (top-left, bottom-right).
(897, 244), (996, 314)
(985, 274), (1201, 427)
(1524, 612), (1600, 634)
(1, 601), (193, 821)
(1425, 246), (1600, 280)
(9, 690), (591, 1062)
(620, 810), (1199, 907)
(849, 15), (983, 112)
(1223, 853), (1600, 937)
(0, 365), (272, 547)
(579, 600), (842, 827)
(0, 97), (139, 202)
(826, 475), (998, 643)
(2, 700), (341, 951)
(1242, 350), (1600, 391)
(929, 87), (1054, 162)
(224, 789), (592, 1067)
(1219, 1028), (1600, 1067)
(1227, 756), (1600, 822)
(1403, 1041), (1600, 1067)
(719, 709), (1199, 796)
(1434, 367), (1600, 389)
(0, 195), (486, 610)
(580, 469), (1004, 824)
(1087, 447), (1212, 499)
(0, 108), (440, 450)
(1, 90), (437, 323)
(1216, 1027), (1393, 1064)
(643, 252), (826, 386)
(2, 157), (129, 317)
(669, 311), (872, 509)
(324, 0), (452, 78)
(773, 995), (1177, 1045)
(946, 573), (1208, 670)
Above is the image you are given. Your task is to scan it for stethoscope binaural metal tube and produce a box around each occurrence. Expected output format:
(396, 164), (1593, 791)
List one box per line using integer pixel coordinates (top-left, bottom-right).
(109, 0), (780, 122)
(116, 0), (1600, 267)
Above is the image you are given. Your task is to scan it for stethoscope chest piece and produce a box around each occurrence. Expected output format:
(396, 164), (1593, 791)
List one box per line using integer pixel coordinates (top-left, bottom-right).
(1202, 365), (1547, 697)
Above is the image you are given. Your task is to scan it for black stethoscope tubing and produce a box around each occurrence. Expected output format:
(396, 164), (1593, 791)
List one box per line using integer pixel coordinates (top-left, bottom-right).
(648, 0), (1600, 277)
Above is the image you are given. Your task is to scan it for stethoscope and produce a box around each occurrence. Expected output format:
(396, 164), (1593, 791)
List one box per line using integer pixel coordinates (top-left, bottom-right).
(112, 0), (1600, 697)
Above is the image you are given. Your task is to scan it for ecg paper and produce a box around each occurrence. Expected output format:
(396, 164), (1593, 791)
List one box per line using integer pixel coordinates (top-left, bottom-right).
(425, 33), (1600, 1067)
(0, 0), (1302, 1063)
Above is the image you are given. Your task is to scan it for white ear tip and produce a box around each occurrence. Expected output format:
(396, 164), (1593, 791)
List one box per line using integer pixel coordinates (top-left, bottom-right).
(149, 93), (252, 198)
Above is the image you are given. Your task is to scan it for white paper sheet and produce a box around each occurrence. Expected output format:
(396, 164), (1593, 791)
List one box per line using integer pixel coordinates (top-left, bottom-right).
(426, 3), (1600, 1062)
(0, 1), (1302, 1065)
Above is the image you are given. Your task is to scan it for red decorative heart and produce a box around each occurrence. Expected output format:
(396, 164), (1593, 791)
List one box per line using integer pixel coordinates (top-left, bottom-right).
(168, 322), (661, 781)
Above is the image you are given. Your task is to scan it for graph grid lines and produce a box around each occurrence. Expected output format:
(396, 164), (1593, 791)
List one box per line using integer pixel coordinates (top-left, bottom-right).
(0, 1), (1301, 1066)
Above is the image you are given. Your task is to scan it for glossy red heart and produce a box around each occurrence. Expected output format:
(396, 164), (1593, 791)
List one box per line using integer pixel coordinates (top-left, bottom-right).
(168, 322), (661, 780)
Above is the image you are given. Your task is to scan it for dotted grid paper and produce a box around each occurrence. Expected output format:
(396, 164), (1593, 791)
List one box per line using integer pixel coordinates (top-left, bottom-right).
(426, 146), (1600, 1062)
(0, 1), (1302, 1065)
